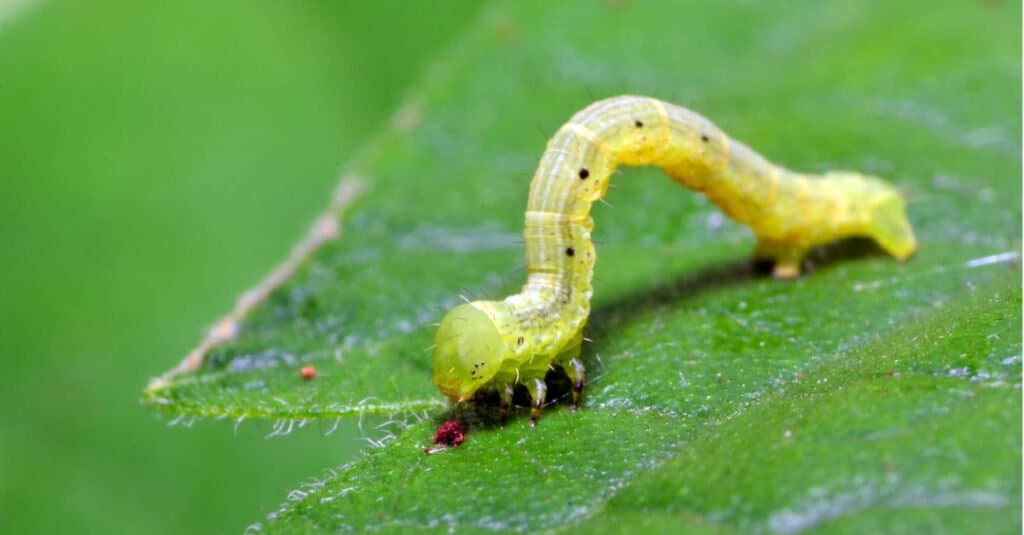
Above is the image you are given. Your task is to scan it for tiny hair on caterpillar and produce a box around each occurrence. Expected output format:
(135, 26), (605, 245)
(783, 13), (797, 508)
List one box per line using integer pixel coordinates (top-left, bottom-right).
(433, 95), (917, 425)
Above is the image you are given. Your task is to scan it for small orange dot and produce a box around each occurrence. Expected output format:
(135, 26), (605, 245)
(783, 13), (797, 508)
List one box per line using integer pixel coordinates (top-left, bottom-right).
(300, 365), (316, 380)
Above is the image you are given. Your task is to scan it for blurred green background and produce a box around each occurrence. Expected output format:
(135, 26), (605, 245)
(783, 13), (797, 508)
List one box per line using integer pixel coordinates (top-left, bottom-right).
(0, 1), (481, 532)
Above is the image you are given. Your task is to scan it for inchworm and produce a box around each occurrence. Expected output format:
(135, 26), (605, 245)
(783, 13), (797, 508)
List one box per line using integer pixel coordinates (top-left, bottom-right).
(433, 95), (917, 424)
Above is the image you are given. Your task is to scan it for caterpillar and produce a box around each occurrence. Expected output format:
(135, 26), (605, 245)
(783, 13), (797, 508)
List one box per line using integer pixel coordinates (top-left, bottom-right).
(433, 95), (917, 424)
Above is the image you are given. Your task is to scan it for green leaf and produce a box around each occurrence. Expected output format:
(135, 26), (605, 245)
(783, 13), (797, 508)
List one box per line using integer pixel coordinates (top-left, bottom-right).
(143, 0), (1021, 532)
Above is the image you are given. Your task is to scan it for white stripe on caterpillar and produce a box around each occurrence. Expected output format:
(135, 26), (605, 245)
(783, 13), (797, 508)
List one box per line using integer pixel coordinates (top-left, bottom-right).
(433, 95), (917, 425)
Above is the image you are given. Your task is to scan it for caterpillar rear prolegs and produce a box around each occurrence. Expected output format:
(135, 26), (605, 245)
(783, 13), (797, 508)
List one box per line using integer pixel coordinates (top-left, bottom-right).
(433, 95), (917, 424)
(753, 171), (917, 278)
(753, 240), (811, 279)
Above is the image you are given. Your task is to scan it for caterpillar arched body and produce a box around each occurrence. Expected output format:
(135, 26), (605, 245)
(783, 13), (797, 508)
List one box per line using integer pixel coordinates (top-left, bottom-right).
(433, 95), (917, 424)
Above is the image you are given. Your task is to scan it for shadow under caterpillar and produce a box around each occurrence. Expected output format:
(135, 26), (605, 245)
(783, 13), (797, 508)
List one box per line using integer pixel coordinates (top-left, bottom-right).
(433, 95), (917, 425)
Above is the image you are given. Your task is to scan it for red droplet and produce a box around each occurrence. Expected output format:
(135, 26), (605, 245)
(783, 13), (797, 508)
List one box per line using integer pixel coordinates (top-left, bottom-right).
(300, 365), (317, 380)
(432, 420), (466, 447)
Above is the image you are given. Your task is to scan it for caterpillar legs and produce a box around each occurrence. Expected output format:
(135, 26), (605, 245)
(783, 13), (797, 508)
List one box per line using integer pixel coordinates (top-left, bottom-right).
(498, 382), (514, 425)
(524, 378), (547, 427)
(564, 357), (586, 410)
(492, 357), (586, 426)
(754, 240), (808, 279)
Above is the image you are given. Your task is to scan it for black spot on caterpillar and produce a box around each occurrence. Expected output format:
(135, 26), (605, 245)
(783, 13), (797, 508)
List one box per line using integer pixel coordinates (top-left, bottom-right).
(433, 95), (917, 424)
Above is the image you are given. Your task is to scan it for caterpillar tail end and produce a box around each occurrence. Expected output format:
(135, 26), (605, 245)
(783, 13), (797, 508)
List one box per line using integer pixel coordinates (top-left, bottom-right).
(865, 190), (918, 262)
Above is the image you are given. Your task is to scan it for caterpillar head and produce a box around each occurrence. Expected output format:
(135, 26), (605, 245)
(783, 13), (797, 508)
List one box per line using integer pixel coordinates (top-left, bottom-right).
(433, 303), (504, 402)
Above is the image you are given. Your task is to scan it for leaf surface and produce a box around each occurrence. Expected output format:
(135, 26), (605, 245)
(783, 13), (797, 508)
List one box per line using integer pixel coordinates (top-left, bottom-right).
(143, 1), (1022, 532)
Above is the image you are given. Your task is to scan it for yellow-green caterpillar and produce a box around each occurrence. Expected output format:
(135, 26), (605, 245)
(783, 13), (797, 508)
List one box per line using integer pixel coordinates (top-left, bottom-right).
(433, 95), (917, 424)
